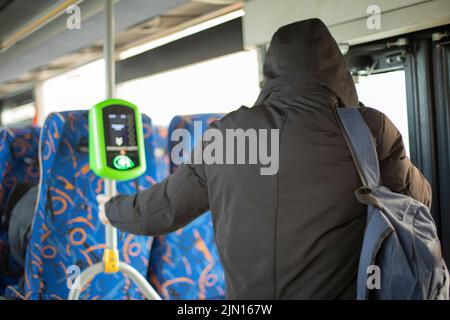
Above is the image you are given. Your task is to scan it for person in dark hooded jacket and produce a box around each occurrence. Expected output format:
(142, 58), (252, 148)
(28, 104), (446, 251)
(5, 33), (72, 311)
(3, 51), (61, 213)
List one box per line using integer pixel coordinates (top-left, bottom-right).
(104, 18), (431, 299)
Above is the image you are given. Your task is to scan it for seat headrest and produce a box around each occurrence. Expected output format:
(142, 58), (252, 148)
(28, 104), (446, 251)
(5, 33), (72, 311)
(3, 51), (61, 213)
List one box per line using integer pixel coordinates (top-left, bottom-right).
(10, 127), (40, 160)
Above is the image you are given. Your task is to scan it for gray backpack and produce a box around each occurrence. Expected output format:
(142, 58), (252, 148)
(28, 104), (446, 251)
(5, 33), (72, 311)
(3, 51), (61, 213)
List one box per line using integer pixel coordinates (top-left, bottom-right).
(336, 107), (449, 300)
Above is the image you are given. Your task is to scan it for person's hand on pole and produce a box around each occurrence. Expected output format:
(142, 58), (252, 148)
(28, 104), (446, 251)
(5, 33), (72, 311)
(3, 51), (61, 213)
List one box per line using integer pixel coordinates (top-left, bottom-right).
(97, 194), (110, 225)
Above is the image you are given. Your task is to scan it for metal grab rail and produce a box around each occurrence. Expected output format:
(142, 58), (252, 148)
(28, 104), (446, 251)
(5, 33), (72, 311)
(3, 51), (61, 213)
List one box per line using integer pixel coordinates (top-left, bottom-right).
(67, 0), (161, 301)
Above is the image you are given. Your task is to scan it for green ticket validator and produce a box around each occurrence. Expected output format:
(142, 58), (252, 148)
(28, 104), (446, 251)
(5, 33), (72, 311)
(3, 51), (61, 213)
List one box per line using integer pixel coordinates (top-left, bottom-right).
(89, 98), (146, 181)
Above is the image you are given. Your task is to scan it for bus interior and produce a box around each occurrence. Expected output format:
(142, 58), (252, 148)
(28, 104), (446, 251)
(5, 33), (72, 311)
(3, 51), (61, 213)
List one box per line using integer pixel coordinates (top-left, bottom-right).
(0, 0), (449, 301)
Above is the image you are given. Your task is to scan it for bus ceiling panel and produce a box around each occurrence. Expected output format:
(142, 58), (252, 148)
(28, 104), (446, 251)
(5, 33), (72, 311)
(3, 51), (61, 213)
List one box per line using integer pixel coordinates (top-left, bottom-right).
(0, 0), (56, 42)
(0, 0), (190, 86)
(243, 0), (450, 48)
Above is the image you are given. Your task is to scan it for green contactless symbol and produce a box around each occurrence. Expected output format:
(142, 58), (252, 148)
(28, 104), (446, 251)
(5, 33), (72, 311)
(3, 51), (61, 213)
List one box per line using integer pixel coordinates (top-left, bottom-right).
(113, 155), (134, 170)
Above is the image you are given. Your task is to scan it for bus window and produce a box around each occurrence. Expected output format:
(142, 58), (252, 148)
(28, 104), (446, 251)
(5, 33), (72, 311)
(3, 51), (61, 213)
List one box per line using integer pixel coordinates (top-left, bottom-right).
(355, 70), (410, 157)
(0, 103), (36, 126)
(116, 50), (260, 127)
(39, 60), (105, 123)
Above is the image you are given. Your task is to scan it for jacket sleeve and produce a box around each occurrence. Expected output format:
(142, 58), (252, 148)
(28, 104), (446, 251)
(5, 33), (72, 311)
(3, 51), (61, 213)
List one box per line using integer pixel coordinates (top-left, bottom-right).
(362, 107), (432, 209)
(105, 161), (209, 236)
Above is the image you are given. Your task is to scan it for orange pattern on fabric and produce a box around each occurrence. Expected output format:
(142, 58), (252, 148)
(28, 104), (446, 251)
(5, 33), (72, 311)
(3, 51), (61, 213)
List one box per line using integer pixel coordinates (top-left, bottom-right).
(161, 277), (196, 300)
(193, 229), (212, 262)
(41, 245), (57, 259)
(63, 139), (77, 169)
(67, 217), (95, 230)
(56, 176), (75, 190)
(69, 228), (87, 246)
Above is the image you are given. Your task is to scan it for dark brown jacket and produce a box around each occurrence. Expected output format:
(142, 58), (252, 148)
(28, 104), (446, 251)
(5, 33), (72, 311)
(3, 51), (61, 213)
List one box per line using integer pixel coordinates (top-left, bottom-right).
(106, 19), (431, 299)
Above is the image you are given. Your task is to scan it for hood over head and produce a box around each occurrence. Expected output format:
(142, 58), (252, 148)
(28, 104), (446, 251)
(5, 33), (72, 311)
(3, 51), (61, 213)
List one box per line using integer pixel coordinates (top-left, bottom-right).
(256, 18), (358, 107)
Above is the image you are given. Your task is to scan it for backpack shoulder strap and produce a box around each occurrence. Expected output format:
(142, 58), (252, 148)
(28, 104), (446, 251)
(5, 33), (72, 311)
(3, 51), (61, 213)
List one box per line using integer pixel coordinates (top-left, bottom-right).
(336, 107), (380, 190)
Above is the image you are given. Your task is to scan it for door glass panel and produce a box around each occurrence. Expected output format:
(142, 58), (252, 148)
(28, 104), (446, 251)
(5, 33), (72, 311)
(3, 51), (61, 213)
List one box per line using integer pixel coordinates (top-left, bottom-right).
(355, 70), (410, 157)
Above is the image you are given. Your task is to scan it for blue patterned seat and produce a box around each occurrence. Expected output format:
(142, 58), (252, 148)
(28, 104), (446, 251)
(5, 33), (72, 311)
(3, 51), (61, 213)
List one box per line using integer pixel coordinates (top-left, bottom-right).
(13, 111), (157, 300)
(0, 127), (40, 294)
(148, 114), (226, 300)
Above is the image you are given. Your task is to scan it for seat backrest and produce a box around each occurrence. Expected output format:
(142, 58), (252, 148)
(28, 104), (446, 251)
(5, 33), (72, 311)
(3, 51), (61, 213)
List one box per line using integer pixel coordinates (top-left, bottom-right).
(0, 127), (40, 221)
(23, 111), (157, 300)
(148, 113), (226, 300)
(0, 127), (40, 294)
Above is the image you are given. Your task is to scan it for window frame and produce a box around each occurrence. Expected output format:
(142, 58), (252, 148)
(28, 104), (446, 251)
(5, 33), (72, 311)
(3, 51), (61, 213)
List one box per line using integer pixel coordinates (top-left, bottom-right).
(346, 25), (450, 264)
